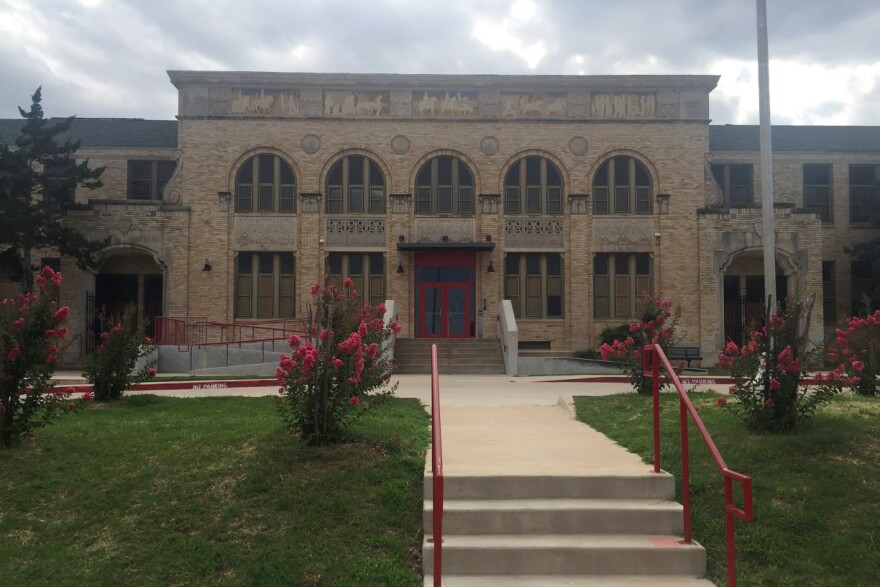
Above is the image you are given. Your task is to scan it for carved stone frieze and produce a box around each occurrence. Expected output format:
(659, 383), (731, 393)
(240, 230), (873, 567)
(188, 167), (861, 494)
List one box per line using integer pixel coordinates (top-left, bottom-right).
(415, 218), (475, 243)
(299, 193), (322, 213)
(323, 90), (389, 117)
(234, 216), (297, 251)
(479, 193), (501, 214)
(413, 90), (478, 117)
(591, 93), (656, 118)
(501, 93), (568, 118)
(593, 218), (653, 247)
(230, 88), (300, 116)
(325, 218), (386, 247)
(567, 194), (590, 215)
(390, 193), (412, 214)
(504, 219), (564, 248)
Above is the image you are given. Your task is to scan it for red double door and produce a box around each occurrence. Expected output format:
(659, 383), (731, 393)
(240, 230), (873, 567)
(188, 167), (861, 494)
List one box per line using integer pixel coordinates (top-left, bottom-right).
(415, 252), (476, 338)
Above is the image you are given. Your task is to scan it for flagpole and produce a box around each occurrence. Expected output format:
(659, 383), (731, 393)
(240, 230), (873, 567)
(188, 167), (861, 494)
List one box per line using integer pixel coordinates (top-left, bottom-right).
(757, 0), (777, 310)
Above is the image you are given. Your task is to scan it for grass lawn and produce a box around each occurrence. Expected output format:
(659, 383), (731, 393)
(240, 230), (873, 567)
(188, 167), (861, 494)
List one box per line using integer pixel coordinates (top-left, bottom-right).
(0, 395), (429, 586)
(575, 393), (880, 587)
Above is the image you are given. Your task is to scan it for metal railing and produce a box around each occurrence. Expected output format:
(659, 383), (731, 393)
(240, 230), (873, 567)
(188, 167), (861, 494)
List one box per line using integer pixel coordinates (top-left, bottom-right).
(642, 344), (754, 587)
(428, 343), (444, 587)
(154, 316), (306, 347)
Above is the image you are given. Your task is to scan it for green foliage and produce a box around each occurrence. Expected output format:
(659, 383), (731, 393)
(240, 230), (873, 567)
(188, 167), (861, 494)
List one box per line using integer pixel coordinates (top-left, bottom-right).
(826, 306), (880, 396)
(0, 267), (83, 446)
(81, 307), (155, 401)
(720, 299), (841, 432)
(600, 293), (682, 394)
(599, 323), (631, 346)
(0, 87), (107, 293)
(276, 279), (398, 445)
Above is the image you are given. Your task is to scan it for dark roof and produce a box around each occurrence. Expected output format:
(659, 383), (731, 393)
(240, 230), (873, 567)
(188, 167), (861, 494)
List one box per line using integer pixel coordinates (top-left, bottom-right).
(710, 125), (880, 152)
(0, 118), (177, 149)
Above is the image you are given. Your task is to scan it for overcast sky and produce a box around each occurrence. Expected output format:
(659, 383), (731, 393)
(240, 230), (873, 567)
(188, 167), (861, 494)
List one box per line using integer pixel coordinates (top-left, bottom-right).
(1, 0), (879, 125)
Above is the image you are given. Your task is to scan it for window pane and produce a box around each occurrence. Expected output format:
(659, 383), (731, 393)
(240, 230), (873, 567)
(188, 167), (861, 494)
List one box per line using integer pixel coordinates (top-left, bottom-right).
(594, 254), (608, 275)
(370, 274), (385, 306)
(547, 278), (562, 317)
(729, 165), (751, 186)
(614, 186), (630, 212)
(711, 165), (724, 186)
(328, 161), (343, 185)
(349, 186), (364, 212)
(257, 253), (273, 274)
(258, 155), (274, 183)
(348, 156), (364, 183)
(636, 276), (651, 298)
(438, 186), (453, 213)
(635, 254), (651, 275)
(438, 156), (452, 184)
(350, 276), (364, 295)
(635, 187), (651, 213)
(505, 164), (521, 187)
(526, 158), (541, 185)
(615, 255), (628, 275)
(280, 161), (295, 184)
(279, 253), (295, 275)
(594, 160), (609, 186)
(635, 162), (650, 186)
(459, 186), (474, 214)
(327, 254), (342, 275)
(804, 164), (830, 185)
(258, 184), (274, 211)
(157, 161), (176, 182)
(369, 187), (384, 214)
(546, 163), (561, 186)
(614, 158), (629, 185)
(417, 162), (432, 185)
(547, 187), (562, 214)
(129, 161), (152, 179)
(279, 275), (295, 317)
(458, 162), (473, 185)
(348, 253), (364, 276)
(280, 186), (295, 212)
(238, 253), (253, 274)
(327, 186), (343, 213)
(729, 186), (751, 205)
(130, 180), (151, 199)
(505, 254), (520, 275)
(547, 254), (561, 276)
(416, 186), (432, 214)
(236, 275), (252, 318)
(526, 254), (540, 275)
(369, 254), (384, 275)
(505, 186), (520, 214)
(849, 165), (876, 185)
(505, 276), (521, 318)
(368, 160), (383, 187)
(615, 275), (630, 317)
(526, 186), (541, 213)
(237, 160), (253, 183)
(526, 275), (541, 317)
(593, 187), (609, 214)
(594, 275), (609, 317)
(258, 275), (274, 317)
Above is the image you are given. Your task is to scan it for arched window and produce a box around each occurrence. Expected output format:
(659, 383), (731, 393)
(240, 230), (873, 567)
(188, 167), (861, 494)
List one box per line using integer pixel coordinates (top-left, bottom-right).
(415, 156), (474, 214)
(326, 155), (385, 214)
(235, 154), (296, 213)
(592, 156), (652, 214)
(504, 156), (563, 215)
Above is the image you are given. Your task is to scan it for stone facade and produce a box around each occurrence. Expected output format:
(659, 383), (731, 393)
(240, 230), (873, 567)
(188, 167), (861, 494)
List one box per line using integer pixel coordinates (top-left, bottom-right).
(4, 72), (877, 364)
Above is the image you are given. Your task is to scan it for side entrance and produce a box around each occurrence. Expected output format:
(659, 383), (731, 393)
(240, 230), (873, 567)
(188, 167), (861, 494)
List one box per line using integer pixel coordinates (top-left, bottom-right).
(414, 251), (475, 338)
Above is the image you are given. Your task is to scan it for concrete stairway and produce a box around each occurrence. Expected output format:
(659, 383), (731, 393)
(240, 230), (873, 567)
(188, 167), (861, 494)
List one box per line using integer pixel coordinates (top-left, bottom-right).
(394, 338), (505, 375)
(421, 404), (712, 586)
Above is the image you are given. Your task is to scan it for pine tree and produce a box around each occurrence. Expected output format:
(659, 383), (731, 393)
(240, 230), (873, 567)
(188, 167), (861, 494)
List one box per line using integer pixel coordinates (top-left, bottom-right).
(0, 87), (107, 292)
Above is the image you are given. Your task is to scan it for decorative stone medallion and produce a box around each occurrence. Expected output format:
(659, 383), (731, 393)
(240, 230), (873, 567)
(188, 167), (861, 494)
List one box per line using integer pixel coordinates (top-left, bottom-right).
(480, 136), (500, 156)
(301, 134), (321, 154)
(569, 136), (588, 156)
(390, 135), (411, 155)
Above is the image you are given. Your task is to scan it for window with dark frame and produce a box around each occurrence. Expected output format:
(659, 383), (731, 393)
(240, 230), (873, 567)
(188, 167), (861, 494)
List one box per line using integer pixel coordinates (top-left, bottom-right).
(594, 156), (653, 214)
(710, 163), (753, 207)
(822, 261), (837, 325)
(326, 155), (386, 214)
(849, 164), (880, 224)
(593, 253), (653, 318)
(234, 252), (295, 318)
(43, 158), (76, 203)
(326, 252), (386, 307)
(504, 156), (563, 215)
(415, 155), (475, 215)
(503, 253), (563, 318)
(235, 154), (296, 213)
(128, 160), (176, 200)
(803, 164), (832, 223)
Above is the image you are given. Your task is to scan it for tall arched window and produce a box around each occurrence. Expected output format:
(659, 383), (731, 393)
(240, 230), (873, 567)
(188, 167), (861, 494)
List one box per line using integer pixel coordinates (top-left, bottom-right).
(235, 154), (296, 213)
(504, 156), (563, 215)
(592, 156), (652, 214)
(415, 156), (474, 214)
(326, 155), (386, 214)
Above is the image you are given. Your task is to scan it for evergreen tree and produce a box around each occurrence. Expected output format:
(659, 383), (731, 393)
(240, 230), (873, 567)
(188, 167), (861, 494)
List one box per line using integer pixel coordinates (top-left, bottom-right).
(0, 87), (107, 293)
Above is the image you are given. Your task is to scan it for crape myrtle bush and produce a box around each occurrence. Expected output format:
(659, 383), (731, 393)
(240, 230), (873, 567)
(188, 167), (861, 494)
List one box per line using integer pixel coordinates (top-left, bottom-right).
(81, 306), (156, 401)
(0, 266), (88, 447)
(276, 278), (399, 445)
(826, 307), (880, 397)
(600, 292), (682, 395)
(717, 299), (850, 432)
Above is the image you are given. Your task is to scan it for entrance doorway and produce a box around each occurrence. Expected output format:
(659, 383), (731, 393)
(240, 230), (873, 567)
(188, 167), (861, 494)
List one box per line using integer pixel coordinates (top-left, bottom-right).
(723, 274), (788, 346)
(92, 250), (163, 341)
(414, 251), (475, 338)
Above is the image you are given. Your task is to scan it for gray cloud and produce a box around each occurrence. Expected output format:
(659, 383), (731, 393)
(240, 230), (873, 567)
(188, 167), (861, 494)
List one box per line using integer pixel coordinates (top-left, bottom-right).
(1, 0), (878, 124)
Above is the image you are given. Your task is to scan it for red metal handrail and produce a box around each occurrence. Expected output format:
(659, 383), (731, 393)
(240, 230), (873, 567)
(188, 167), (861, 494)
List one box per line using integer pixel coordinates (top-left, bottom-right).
(429, 343), (444, 587)
(642, 344), (754, 587)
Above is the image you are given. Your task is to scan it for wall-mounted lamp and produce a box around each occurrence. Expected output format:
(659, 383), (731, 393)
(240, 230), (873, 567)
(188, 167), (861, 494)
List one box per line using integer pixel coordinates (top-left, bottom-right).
(654, 232), (661, 246)
(217, 191), (232, 211)
(396, 261), (405, 274)
(485, 234), (492, 242)
(442, 235), (449, 242)
(398, 234), (405, 242)
(487, 260), (496, 273)
(202, 259), (212, 272)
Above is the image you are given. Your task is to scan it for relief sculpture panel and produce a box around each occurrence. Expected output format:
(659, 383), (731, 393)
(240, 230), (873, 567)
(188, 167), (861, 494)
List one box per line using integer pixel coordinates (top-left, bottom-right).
(413, 90), (478, 117)
(501, 92), (567, 118)
(325, 218), (386, 247)
(234, 216), (297, 251)
(415, 218), (475, 243)
(230, 88), (300, 116)
(591, 93), (656, 118)
(593, 218), (653, 247)
(505, 219), (564, 248)
(323, 91), (390, 117)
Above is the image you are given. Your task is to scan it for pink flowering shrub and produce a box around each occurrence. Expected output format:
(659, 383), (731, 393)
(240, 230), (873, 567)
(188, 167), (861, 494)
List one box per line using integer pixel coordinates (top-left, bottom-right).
(825, 309), (880, 396)
(1, 267), (85, 447)
(81, 306), (156, 401)
(599, 293), (682, 395)
(276, 278), (398, 444)
(719, 300), (842, 432)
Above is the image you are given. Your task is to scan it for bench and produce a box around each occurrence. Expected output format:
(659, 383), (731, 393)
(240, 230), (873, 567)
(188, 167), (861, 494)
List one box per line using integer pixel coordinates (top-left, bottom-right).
(667, 346), (703, 368)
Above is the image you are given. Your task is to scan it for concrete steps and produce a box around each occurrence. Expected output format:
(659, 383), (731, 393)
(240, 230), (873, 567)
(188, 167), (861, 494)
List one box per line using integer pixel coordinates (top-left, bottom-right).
(423, 473), (706, 582)
(395, 338), (505, 374)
